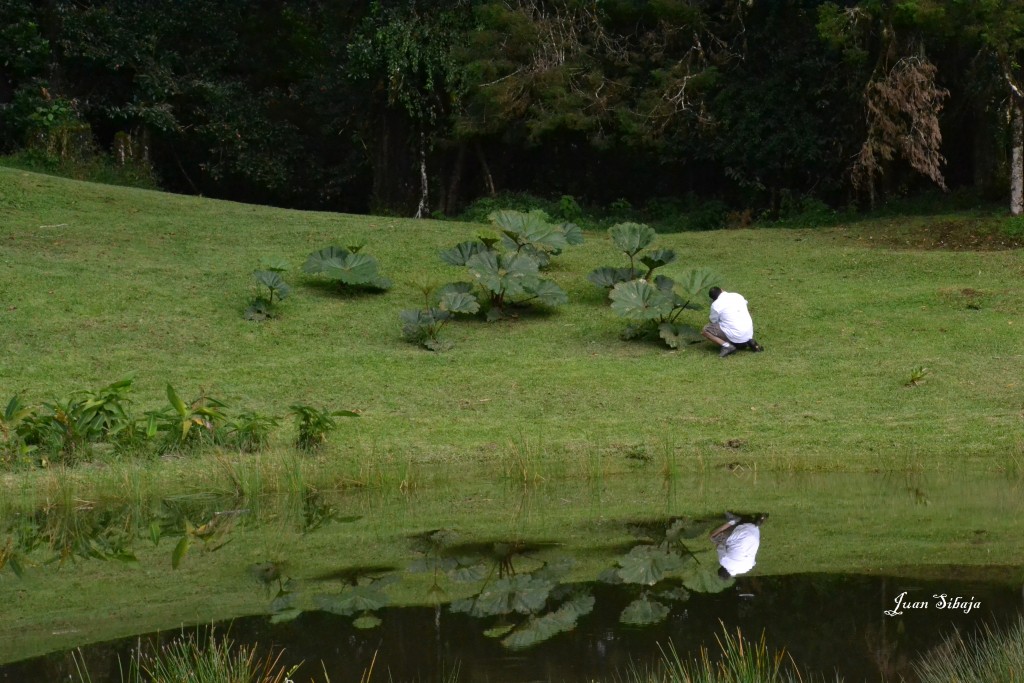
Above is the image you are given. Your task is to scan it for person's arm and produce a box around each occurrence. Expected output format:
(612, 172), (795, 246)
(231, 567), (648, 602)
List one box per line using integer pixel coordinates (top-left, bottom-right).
(709, 519), (736, 542)
(709, 301), (720, 324)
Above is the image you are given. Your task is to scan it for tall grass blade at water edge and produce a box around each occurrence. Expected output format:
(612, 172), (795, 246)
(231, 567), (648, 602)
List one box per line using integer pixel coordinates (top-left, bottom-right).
(913, 619), (1024, 683)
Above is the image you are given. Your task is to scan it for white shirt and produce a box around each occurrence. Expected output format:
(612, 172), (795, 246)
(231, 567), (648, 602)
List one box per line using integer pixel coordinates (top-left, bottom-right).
(716, 523), (760, 576)
(709, 291), (753, 343)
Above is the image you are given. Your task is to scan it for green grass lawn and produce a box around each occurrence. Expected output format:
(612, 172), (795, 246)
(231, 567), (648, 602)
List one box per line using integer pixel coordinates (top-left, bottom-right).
(1, 166), (1023, 499)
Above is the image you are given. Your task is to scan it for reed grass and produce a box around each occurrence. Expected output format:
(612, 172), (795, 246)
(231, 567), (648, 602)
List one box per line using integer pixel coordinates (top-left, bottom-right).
(913, 619), (1024, 683)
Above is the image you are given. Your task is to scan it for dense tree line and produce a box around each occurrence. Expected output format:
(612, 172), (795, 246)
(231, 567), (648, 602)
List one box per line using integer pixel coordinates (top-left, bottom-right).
(1, 0), (1022, 217)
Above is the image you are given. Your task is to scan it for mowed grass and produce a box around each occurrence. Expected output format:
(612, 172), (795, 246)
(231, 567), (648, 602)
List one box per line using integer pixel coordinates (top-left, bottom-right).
(1, 166), (1023, 493)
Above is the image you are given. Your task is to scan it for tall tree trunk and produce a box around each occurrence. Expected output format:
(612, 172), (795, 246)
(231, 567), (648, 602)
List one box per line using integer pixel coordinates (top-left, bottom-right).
(415, 130), (429, 219)
(474, 141), (496, 197)
(1012, 100), (1023, 216)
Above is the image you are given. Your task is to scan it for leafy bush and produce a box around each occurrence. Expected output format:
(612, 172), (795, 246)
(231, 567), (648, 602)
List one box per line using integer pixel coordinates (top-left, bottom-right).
(610, 268), (721, 349)
(226, 411), (280, 453)
(303, 245), (391, 292)
(0, 394), (37, 467)
(147, 384), (229, 454)
(289, 404), (359, 451)
(438, 210), (577, 321)
(588, 223), (677, 293)
(457, 192), (561, 223)
(400, 282), (481, 351)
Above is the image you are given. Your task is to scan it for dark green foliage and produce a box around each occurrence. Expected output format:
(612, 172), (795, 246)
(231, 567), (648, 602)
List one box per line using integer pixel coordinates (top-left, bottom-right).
(588, 223), (677, 293)
(609, 268), (720, 349)
(289, 404), (359, 452)
(226, 412), (280, 453)
(440, 210), (575, 320)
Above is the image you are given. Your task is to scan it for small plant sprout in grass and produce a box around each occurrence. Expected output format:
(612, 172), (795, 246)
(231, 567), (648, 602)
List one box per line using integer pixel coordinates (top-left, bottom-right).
(905, 366), (930, 387)
(610, 268), (722, 349)
(400, 281), (481, 351)
(303, 244), (392, 292)
(588, 222), (678, 294)
(246, 257), (292, 321)
(289, 404), (359, 451)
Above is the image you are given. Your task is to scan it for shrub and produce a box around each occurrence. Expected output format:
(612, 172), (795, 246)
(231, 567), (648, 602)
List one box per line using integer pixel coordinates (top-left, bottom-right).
(289, 404), (359, 451)
(610, 268), (721, 349)
(588, 223), (677, 294)
(246, 257), (292, 321)
(400, 282), (481, 351)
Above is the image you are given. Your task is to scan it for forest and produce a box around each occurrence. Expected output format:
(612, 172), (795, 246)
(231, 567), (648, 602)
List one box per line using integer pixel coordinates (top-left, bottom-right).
(2, 0), (1023, 220)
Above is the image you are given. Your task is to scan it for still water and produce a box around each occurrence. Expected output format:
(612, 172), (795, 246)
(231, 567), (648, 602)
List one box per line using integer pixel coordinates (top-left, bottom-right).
(1, 471), (1022, 681)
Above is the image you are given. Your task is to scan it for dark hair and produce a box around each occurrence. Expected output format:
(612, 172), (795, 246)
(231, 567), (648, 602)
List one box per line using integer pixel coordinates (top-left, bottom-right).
(718, 565), (733, 580)
(709, 286), (723, 301)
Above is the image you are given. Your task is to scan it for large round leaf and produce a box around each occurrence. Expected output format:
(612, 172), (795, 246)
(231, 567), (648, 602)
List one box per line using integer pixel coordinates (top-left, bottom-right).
(253, 270), (291, 299)
(588, 267), (639, 289)
(676, 267), (722, 300)
(610, 280), (675, 321)
(609, 222), (655, 256)
(640, 248), (677, 272)
(522, 278), (567, 307)
(440, 240), (491, 267)
(322, 253), (381, 286)
(615, 545), (687, 585)
(438, 290), (480, 315)
(303, 246), (351, 274)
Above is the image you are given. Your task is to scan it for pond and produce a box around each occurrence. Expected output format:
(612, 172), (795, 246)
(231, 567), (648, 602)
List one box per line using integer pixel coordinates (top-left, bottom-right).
(1, 471), (1022, 681)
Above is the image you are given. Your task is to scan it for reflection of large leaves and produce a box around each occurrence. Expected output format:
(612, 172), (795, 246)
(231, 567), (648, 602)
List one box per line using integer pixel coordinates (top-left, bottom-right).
(620, 595), (670, 625)
(616, 546), (687, 585)
(610, 280), (675, 321)
(452, 574), (553, 617)
(681, 564), (733, 594)
(315, 585), (390, 615)
(609, 222), (656, 256)
(502, 593), (595, 649)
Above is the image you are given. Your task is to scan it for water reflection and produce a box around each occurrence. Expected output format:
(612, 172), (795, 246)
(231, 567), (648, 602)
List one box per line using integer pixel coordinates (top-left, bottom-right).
(1, 472), (1023, 681)
(710, 511), (767, 578)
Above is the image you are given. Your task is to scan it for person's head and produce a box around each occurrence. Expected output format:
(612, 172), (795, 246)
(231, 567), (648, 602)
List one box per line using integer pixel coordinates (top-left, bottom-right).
(709, 286), (723, 301)
(718, 565), (733, 580)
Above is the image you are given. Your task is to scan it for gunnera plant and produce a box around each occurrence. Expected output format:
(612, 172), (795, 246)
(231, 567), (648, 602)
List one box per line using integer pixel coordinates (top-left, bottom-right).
(303, 244), (391, 292)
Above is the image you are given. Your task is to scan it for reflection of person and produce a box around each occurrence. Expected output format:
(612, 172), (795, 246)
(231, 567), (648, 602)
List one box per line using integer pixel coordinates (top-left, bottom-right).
(710, 512), (767, 578)
(702, 287), (763, 358)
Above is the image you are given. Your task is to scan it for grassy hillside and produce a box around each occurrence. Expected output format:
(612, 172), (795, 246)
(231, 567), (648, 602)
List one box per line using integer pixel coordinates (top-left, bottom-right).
(1, 166), (1022, 493)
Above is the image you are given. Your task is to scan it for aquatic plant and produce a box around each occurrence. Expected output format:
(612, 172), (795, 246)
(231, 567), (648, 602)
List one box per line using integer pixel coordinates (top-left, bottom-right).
(623, 624), (830, 683)
(913, 618), (1024, 683)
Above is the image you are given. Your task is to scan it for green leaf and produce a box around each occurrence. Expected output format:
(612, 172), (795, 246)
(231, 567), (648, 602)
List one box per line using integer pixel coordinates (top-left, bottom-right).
(440, 240), (491, 266)
(681, 564), (733, 594)
(609, 222), (655, 256)
(166, 384), (187, 419)
(620, 596), (670, 625)
(615, 546), (686, 585)
(322, 253), (382, 286)
(658, 323), (702, 349)
(494, 210), (569, 253)
(561, 222), (585, 246)
(522, 279), (568, 307)
(484, 624), (515, 638)
(466, 251), (539, 298)
(315, 586), (389, 615)
(438, 290), (480, 315)
(352, 614), (383, 629)
(610, 280), (675, 321)
(303, 246), (351, 274)
(675, 268), (721, 301)
(588, 267), (638, 289)
(254, 270), (291, 299)
(269, 608), (303, 624)
(259, 256), (291, 273)
(171, 537), (190, 569)
(640, 249), (677, 273)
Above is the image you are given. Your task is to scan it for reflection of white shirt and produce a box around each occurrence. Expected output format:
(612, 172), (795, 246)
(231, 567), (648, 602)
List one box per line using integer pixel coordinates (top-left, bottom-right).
(717, 523), (760, 576)
(709, 292), (753, 343)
